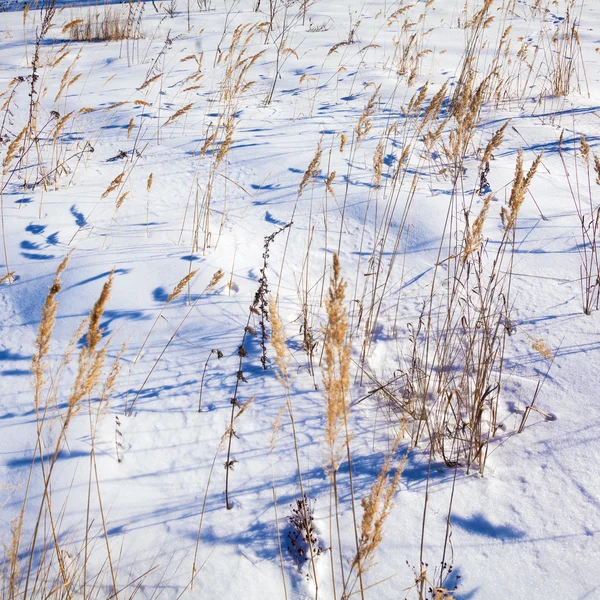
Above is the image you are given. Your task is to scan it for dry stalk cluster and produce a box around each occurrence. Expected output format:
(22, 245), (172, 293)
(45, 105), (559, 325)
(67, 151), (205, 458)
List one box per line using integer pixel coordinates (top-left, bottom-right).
(270, 255), (404, 598)
(64, 2), (145, 43)
(2, 257), (156, 599)
(187, 23), (263, 254)
(223, 223), (289, 509)
(393, 151), (542, 475)
(388, 3), (433, 86)
(286, 495), (325, 570)
(558, 134), (600, 315)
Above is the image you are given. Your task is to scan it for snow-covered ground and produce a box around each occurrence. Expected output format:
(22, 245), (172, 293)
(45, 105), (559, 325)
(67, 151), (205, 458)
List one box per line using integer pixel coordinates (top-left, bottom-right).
(1, 0), (600, 598)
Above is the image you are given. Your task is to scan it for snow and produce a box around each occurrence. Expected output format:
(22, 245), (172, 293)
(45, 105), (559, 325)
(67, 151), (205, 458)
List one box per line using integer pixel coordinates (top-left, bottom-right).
(1, 0), (600, 598)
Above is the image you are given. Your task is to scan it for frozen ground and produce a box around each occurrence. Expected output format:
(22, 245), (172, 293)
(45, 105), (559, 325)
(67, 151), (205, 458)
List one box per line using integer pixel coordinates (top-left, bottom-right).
(1, 0), (600, 598)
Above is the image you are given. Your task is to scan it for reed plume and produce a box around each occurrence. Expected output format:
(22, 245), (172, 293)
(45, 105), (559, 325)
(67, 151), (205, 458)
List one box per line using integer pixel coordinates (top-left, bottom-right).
(463, 194), (492, 261)
(168, 269), (199, 302)
(102, 172), (124, 199)
(66, 270), (114, 430)
(298, 141), (323, 197)
(163, 103), (194, 127)
(325, 171), (336, 198)
(481, 120), (510, 165)
(502, 150), (542, 231)
(593, 155), (600, 186)
(269, 296), (289, 383)
(580, 135), (590, 164)
(356, 86), (380, 143)
(351, 441), (404, 578)
(323, 253), (350, 472)
(32, 252), (71, 412)
(373, 140), (384, 189)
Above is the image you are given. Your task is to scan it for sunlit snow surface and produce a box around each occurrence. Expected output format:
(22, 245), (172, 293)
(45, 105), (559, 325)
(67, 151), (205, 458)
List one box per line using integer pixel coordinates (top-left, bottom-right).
(1, 1), (599, 598)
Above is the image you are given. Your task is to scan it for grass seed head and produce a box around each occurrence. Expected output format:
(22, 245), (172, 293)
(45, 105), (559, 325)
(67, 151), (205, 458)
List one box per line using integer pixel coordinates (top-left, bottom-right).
(463, 194), (492, 261)
(298, 141), (323, 197)
(167, 270), (199, 303)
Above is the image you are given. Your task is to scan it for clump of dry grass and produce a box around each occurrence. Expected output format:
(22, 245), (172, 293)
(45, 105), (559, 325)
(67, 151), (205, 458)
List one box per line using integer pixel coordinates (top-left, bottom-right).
(387, 139), (544, 476)
(65, 7), (143, 42)
(547, 0), (586, 98)
(181, 24), (263, 256)
(3, 258), (134, 599)
(269, 296), (320, 592)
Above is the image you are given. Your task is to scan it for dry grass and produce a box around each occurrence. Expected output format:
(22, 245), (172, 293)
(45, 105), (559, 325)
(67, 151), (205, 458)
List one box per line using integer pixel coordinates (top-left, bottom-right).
(1, 0), (589, 598)
(268, 254), (407, 599)
(0, 257), (160, 599)
(323, 253), (351, 473)
(65, 7), (143, 43)
(351, 440), (404, 581)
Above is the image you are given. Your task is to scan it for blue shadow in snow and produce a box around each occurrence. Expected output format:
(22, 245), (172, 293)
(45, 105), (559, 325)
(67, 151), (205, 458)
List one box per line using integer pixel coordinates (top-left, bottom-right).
(0, 349), (30, 361)
(153, 287), (169, 302)
(265, 211), (287, 226)
(6, 449), (88, 469)
(70, 205), (87, 227)
(20, 240), (42, 250)
(21, 252), (55, 260)
(77, 309), (147, 347)
(106, 524), (127, 536)
(402, 457), (451, 487)
(453, 513), (525, 540)
(251, 183), (278, 190)
(67, 268), (130, 289)
(25, 223), (46, 235)
(1, 369), (30, 376)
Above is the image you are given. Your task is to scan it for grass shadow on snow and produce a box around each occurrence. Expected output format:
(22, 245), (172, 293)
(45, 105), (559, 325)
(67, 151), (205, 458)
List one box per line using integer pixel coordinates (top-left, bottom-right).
(452, 512), (525, 540)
